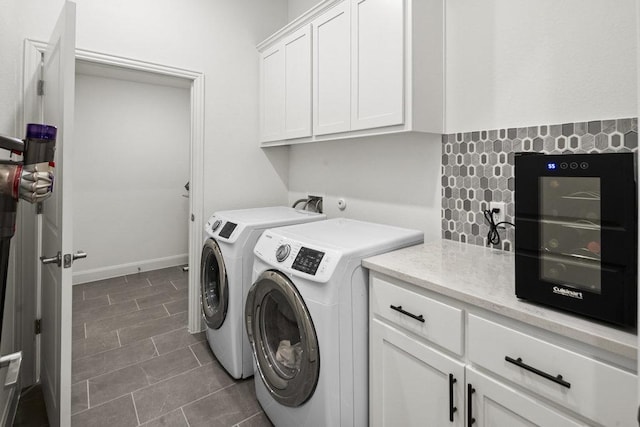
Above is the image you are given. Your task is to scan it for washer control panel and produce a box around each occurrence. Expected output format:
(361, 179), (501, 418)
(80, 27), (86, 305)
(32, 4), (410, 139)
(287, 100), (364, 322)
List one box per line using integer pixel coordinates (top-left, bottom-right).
(291, 247), (325, 275)
(254, 230), (341, 283)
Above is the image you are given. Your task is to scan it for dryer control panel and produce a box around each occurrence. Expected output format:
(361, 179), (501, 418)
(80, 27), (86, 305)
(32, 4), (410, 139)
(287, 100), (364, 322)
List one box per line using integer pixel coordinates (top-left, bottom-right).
(254, 230), (341, 283)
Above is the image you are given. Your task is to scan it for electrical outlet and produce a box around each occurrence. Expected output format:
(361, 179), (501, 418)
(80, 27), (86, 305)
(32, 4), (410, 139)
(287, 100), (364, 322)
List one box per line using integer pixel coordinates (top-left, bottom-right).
(489, 202), (506, 224)
(307, 195), (323, 213)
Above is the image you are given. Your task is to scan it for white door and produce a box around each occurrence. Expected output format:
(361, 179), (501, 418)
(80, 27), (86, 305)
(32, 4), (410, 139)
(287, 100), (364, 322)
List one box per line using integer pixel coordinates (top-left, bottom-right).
(283, 25), (312, 140)
(351, 0), (404, 130)
(40, 2), (76, 426)
(313, 1), (351, 135)
(466, 368), (586, 427)
(259, 44), (285, 142)
(370, 319), (465, 426)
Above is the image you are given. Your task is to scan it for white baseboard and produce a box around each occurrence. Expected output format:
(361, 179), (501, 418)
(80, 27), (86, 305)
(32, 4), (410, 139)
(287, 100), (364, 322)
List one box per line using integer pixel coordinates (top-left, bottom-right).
(72, 254), (189, 285)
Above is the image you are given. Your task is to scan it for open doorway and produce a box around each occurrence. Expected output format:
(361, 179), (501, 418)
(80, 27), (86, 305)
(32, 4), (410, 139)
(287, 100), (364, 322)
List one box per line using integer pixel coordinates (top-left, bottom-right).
(73, 61), (191, 283)
(19, 43), (205, 394)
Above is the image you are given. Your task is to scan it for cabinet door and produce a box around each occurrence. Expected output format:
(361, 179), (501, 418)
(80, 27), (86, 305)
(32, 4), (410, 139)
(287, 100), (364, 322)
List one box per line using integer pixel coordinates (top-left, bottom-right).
(351, 0), (404, 130)
(283, 25), (312, 139)
(313, 1), (351, 135)
(259, 44), (285, 142)
(466, 368), (587, 427)
(370, 319), (465, 427)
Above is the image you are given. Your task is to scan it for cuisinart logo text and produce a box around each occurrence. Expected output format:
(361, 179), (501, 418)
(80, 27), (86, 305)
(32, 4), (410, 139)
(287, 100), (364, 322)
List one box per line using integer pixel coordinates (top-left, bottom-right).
(552, 286), (583, 300)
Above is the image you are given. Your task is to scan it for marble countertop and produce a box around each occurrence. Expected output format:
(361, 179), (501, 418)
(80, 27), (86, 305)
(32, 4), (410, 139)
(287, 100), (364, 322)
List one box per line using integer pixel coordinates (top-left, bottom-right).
(362, 239), (637, 360)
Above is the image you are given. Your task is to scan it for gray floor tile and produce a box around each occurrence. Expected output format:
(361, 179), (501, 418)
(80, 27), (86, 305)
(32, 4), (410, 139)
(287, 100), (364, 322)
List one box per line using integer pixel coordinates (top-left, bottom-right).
(133, 362), (234, 423)
(83, 277), (149, 300)
(118, 311), (188, 346)
(140, 409), (189, 427)
(71, 381), (88, 415)
(236, 412), (274, 427)
(153, 328), (206, 355)
(72, 338), (156, 384)
(182, 380), (260, 427)
(71, 394), (138, 427)
(72, 330), (120, 360)
(72, 323), (85, 341)
(171, 278), (188, 289)
(138, 347), (199, 384)
(128, 266), (186, 283)
(164, 298), (188, 315)
(73, 300), (138, 326)
(76, 275), (127, 291)
(136, 287), (187, 310)
(88, 364), (150, 407)
(73, 286), (84, 302)
(109, 282), (175, 304)
(72, 294), (109, 315)
(190, 341), (216, 366)
(85, 305), (168, 338)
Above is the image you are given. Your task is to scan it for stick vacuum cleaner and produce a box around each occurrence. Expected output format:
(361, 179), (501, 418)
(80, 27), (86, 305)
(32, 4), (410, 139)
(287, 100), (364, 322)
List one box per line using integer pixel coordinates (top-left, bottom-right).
(0, 124), (57, 340)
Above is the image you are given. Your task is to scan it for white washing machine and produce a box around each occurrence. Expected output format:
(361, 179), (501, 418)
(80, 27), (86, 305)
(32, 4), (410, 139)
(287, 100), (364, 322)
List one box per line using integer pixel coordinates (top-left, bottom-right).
(245, 218), (423, 426)
(200, 206), (325, 379)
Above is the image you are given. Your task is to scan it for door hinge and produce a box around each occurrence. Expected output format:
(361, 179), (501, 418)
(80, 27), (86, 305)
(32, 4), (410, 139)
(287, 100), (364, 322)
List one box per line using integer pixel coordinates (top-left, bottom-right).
(37, 79), (44, 96)
(34, 319), (41, 335)
(36, 202), (43, 214)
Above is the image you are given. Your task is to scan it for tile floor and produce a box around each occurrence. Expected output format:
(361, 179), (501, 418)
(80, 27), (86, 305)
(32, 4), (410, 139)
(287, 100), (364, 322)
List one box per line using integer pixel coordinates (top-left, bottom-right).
(71, 266), (272, 427)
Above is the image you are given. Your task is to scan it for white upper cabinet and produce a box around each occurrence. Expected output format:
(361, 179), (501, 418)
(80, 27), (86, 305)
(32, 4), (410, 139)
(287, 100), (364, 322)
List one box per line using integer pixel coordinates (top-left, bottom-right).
(313, 1), (351, 135)
(259, 25), (312, 143)
(259, 44), (285, 142)
(350, 0), (404, 130)
(257, 0), (445, 146)
(283, 25), (312, 139)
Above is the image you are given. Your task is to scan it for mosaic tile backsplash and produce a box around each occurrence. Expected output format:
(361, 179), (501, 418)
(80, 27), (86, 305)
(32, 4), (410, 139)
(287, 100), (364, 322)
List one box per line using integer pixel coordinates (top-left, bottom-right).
(441, 117), (638, 251)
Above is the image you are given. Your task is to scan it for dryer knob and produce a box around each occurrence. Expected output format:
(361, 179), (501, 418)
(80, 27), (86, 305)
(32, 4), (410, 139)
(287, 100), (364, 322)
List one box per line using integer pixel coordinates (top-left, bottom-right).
(275, 244), (291, 262)
(211, 219), (222, 232)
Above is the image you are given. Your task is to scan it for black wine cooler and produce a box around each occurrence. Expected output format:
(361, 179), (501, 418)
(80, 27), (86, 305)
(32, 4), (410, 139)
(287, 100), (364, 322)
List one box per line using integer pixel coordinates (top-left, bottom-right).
(514, 152), (637, 327)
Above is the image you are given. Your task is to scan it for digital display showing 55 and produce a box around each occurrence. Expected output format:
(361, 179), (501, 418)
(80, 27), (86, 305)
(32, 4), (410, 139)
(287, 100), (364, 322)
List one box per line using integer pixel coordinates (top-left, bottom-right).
(547, 162), (557, 170)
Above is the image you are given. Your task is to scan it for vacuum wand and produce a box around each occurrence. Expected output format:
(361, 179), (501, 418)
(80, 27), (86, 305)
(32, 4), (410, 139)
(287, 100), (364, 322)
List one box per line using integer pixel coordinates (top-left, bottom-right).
(0, 124), (57, 346)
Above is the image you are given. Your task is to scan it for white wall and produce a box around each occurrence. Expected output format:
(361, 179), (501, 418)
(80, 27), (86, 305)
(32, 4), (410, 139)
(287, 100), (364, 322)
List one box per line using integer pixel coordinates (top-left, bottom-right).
(288, 133), (443, 240)
(0, 0), (290, 356)
(445, 0), (638, 133)
(73, 68), (190, 283)
(288, 0), (319, 21)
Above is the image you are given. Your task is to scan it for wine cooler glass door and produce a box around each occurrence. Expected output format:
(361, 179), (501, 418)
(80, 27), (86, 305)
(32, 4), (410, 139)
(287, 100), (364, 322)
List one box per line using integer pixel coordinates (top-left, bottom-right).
(539, 177), (601, 293)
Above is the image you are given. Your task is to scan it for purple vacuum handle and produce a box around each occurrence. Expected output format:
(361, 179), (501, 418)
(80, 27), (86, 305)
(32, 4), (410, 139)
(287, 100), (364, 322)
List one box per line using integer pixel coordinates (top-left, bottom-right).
(24, 124), (57, 165)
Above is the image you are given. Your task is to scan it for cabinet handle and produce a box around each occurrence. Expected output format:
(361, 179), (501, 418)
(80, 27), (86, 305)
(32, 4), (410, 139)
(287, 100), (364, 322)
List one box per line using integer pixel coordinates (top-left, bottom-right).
(448, 374), (457, 422)
(389, 305), (425, 323)
(505, 356), (571, 388)
(467, 384), (476, 426)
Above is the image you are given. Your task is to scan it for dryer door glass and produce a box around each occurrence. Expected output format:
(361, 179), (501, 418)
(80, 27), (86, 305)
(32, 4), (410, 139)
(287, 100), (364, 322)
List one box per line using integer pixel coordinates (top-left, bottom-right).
(200, 238), (228, 329)
(245, 270), (319, 407)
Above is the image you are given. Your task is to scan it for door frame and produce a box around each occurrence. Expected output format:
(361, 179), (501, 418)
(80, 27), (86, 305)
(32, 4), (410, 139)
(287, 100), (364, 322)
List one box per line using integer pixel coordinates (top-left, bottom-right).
(20, 40), (205, 382)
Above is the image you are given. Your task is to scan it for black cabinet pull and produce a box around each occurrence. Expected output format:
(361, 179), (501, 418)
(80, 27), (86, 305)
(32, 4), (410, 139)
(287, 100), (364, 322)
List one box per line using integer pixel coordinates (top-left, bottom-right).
(467, 384), (476, 426)
(389, 304), (425, 323)
(505, 356), (571, 389)
(448, 374), (457, 422)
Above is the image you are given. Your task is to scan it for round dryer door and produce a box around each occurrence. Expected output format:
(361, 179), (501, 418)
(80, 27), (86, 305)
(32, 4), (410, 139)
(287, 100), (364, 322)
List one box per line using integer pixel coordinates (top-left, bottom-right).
(245, 270), (319, 407)
(200, 238), (228, 329)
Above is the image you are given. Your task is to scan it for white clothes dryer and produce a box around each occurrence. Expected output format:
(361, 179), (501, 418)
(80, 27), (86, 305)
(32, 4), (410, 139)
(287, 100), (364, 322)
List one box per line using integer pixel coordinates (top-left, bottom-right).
(245, 218), (423, 426)
(200, 206), (325, 379)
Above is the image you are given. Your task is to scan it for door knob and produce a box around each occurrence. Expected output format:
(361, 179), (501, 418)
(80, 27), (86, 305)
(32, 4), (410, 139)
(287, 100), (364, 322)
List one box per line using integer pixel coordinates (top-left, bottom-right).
(40, 252), (61, 267)
(72, 251), (87, 261)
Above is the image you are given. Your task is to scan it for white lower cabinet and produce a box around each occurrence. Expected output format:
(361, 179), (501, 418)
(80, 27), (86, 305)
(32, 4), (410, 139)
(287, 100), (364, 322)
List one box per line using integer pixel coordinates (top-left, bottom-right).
(369, 273), (637, 427)
(466, 367), (586, 427)
(370, 318), (465, 426)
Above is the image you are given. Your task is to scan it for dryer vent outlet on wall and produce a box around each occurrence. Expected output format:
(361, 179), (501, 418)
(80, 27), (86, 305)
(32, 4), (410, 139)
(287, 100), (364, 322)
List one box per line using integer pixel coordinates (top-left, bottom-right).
(307, 195), (323, 213)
